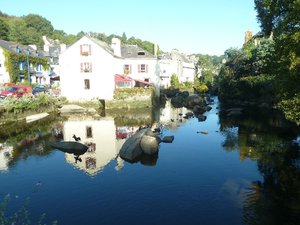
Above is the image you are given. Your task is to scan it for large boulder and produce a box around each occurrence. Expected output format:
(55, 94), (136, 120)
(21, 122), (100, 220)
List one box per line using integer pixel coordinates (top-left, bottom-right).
(171, 95), (185, 108)
(184, 95), (205, 109)
(140, 135), (160, 155)
(119, 128), (148, 161)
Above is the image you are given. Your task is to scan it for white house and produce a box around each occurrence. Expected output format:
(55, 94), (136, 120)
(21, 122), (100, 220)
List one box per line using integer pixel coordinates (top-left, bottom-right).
(116, 39), (158, 85)
(59, 36), (118, 101)
(59, 36), (158, 101)
(0, 46), (10, 84)
(158, 49), (196, 88)
(0, 39), (52, 85)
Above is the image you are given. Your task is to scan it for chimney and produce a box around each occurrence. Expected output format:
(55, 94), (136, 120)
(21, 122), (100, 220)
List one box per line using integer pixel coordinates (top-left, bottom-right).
(154, 44), (158, 56)
(60, 44), (67, 52)
(111, 37), (121, 57)
(43, 45), (49, 52)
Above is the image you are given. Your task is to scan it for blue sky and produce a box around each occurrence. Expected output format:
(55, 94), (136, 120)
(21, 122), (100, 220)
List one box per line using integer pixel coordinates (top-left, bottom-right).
(0, 0), (260, 56)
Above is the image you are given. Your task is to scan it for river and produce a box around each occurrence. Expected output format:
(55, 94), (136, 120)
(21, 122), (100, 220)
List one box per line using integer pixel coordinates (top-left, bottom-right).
(0, 97), (299, 225)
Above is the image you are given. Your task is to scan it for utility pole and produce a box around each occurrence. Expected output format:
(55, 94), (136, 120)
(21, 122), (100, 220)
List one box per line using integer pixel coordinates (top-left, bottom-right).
(26, 48), (30, 84)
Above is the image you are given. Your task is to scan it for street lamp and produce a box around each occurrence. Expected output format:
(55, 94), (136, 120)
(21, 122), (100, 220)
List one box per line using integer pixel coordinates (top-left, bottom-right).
(26, 48), (30, 84)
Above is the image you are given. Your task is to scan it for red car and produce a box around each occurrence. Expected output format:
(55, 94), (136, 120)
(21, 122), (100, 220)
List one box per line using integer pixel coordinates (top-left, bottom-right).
(0, 85), (32, 98)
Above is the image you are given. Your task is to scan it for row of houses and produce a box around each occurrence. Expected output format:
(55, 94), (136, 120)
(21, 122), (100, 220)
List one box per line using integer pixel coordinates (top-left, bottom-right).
(0, 35), (197, 101)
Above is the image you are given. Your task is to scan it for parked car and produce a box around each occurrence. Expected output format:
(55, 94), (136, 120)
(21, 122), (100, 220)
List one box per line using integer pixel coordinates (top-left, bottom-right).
(0, 85), (32, 98)
(32, 85), (49, 95)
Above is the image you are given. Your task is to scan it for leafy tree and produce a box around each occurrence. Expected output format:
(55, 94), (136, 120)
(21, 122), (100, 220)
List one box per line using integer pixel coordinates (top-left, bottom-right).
(23, 14), (54, 36)
(121, 32), (127, 42)
(0, 18), (9, 40)
(170, 74), (180, 89)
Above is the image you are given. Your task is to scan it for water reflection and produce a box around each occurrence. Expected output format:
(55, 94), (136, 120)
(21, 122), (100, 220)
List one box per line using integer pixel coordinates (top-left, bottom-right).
(219, 105), (300, 225)
(62, 117), (127, 176)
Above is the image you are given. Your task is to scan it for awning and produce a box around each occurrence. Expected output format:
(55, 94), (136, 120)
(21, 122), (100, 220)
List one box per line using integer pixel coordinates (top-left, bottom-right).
(132, 79), (152, 86)
(115, 74), (133, 82)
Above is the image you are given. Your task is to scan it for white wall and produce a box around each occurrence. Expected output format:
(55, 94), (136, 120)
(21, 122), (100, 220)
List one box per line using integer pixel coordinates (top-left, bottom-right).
(0, 48), (11, 84)
(121, 58), (158, 83)
(59, 36), (115, 101)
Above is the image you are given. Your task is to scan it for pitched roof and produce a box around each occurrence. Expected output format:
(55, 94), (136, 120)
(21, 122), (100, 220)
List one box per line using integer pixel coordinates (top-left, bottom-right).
(121, 45), (156, 59)
(0, 39), (47, 58)
(89, 37), (115, 56)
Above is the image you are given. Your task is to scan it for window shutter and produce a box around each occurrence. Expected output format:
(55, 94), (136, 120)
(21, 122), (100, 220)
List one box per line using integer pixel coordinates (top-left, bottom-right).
(138, 64), (141, 73)
(129, 65), (132, 74)
(89, 44), (91, 55)
(146, 65), (148, 73)
(90, 63), (92, 72)
(80, 63), (83, 73)
(80, 45), (83, 55)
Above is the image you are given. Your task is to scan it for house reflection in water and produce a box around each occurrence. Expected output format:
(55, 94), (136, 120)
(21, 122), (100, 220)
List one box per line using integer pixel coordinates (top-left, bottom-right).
(0, 144), (13, 172)
(159, 101), (190, 130)
(63, 117), (129, 176)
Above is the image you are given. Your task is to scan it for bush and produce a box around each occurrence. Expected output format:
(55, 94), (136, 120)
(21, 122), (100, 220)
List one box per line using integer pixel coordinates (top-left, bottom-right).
(113, 87), (154, 100)
(277, 94), (300, 125)
(196, 84), (209, 93)
(2, 94), (60, 114)
(170, 74), (180, 89)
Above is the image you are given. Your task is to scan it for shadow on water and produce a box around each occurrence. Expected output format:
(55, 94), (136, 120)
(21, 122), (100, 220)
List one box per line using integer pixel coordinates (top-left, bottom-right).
(218, 103), (300, 225)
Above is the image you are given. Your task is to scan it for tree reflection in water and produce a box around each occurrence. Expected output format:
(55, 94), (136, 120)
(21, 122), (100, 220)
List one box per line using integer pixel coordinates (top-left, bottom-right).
(219, 105), (300, 225)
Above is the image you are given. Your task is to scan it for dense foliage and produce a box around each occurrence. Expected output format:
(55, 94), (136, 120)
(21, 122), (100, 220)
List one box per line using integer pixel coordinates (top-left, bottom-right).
(3, 49), (49, 83)
(0, 94), (60, 114)
(217, 0), (300, 125)
(88, 31), (158, 55)
(0, 11), (158, 53)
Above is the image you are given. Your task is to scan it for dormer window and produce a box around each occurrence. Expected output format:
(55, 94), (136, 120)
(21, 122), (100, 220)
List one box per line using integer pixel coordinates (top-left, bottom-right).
(16, 46), (21, 54)
(137, 51), (145, 56)
(80, 44), (91, 56)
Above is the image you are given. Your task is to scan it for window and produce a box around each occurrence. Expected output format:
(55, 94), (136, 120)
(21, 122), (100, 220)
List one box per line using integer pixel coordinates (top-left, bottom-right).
(85, 157), (96, 169)
(36, 63), (42, 71)
(123, 64), (131, 74)
(80, 63), (92, 73)
(86, 126), (93, 138)
(80, 44), (91, 56)
(87, 143), (96, 152)
(19, 61), (25, 70)
(138, 64), (148, 73)
(84, 79), (90, 90)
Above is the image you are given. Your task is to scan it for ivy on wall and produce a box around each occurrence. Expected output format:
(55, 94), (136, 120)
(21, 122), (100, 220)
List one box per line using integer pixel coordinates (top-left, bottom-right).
(3, 49), (49, 83)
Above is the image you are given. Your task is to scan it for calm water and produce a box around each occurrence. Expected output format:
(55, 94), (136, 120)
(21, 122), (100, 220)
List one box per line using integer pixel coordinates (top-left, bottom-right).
(0, 98), (300, 225)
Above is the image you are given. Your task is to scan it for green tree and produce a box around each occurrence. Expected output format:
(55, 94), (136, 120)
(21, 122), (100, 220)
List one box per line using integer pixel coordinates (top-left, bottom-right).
(170, 74), (180, 89)
(23, 14), (54, 36)
(0, 18), (9, 40)
(121, 32), (127, 42)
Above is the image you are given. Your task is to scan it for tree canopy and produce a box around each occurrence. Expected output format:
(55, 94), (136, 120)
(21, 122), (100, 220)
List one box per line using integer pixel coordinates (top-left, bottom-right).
(216, 0), (300, 125)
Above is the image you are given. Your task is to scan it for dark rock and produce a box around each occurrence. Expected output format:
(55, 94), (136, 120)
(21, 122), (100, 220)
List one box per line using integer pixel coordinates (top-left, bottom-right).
(206, 106), (212, 111)
(153, 128), (161, 133)
(193, 105), (206, 114)
(197, 115), (207, 122)
(184, 95), (205, 109)
(162, 136), (174, 143)
(171, 95), (185, 108)
(185, 112), (194, 119)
